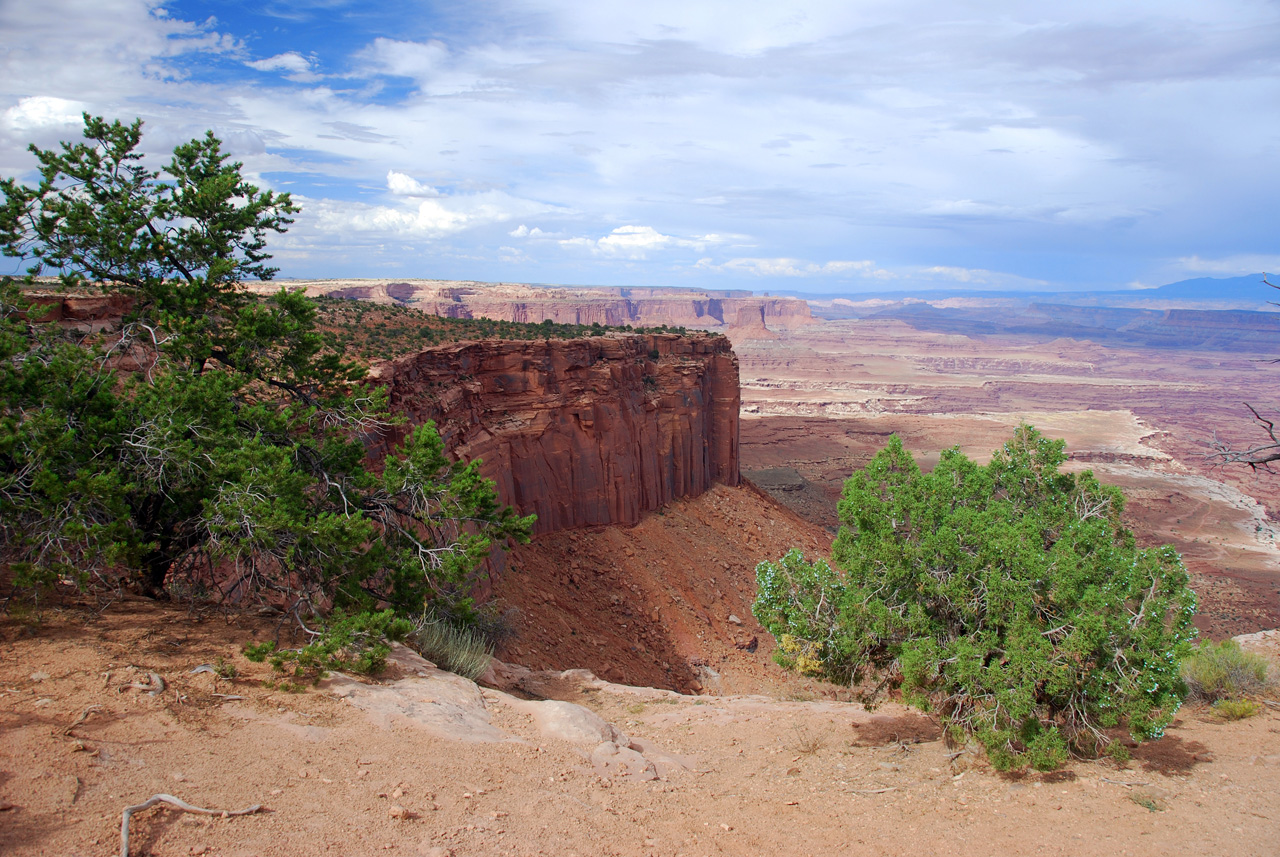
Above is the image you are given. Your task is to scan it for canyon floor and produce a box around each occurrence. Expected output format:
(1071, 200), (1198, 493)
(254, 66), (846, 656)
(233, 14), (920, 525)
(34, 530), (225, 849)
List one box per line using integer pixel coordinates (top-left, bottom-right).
(735, 317), (1280, 639)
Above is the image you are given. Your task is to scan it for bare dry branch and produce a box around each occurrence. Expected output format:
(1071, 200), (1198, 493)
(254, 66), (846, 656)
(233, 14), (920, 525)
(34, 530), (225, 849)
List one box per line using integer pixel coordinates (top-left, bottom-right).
(120, 793), (264, 857)
(1205, 402), (1280, 471)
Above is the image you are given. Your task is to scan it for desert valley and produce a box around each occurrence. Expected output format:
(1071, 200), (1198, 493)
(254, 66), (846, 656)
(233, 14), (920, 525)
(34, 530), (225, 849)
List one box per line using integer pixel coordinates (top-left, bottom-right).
(4, 279), (1278, 857)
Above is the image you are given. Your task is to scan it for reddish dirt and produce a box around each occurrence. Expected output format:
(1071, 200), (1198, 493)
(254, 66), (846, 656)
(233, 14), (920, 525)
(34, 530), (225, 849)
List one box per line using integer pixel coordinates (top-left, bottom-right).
(3, 599), (1279, 857)
(492, 482), (831, 695)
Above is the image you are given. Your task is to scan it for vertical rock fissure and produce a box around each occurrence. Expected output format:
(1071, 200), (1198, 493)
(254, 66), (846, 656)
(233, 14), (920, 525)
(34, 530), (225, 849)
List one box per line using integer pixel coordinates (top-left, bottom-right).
(375, 333), (740, 535)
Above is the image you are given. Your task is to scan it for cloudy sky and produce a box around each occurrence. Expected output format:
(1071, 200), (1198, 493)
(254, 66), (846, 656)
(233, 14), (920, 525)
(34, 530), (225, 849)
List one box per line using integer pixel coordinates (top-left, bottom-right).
(2, 1), (1278, 293)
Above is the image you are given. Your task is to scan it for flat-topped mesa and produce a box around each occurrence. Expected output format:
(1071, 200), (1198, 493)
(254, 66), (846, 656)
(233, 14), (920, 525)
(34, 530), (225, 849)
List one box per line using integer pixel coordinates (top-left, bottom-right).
(254, 279), (814, 334)
(370, 332), (740, 535)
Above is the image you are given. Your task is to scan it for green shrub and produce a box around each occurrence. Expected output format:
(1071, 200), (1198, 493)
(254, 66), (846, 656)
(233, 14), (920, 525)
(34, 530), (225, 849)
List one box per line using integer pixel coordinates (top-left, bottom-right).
(411, 619), (494, 680)
(1182, 640), (1272, 702)
(243, 609), (412, 684)
(753, 426), (1198, 770)
(1211, 698), (1262, 720)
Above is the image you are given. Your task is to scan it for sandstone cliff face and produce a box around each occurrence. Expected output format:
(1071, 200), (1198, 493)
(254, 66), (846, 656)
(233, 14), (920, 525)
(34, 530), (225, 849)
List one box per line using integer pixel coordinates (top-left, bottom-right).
(24, 293), (133, 330)
(257, 279), (814, 334)
(371, 333), (740, 534)
(411, 294), (812, 334)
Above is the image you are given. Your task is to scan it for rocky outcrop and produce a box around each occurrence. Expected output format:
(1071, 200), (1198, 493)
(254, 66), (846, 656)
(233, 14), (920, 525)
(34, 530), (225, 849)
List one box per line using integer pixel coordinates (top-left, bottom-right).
(372, 332), (740, 534)
(258, 279), (814, 334)
(23, 292), (133, 330)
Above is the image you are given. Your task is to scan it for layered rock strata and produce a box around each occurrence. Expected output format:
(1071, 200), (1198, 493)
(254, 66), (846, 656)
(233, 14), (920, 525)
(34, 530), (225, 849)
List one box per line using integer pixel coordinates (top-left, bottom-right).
(24, 292), (133, 331)
(372, 332), (740, 534)
(253, 279), (814, 333)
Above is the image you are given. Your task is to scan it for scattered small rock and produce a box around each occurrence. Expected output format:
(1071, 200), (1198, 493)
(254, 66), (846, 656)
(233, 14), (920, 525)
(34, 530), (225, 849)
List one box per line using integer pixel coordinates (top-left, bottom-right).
(727, 614), (743, 625)
(388, 805), (414, 820)
(29, 671), (50, 682)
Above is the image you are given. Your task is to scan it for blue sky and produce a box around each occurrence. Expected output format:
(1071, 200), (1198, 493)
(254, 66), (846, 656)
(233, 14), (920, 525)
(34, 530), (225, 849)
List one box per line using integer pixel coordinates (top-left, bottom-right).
(2, 0), (1278, 293)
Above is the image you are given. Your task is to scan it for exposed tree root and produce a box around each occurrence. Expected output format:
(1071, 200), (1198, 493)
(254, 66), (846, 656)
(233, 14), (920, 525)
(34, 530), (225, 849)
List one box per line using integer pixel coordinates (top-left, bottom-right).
(64, 704), (103, 735)
(119, 793), (264, 857)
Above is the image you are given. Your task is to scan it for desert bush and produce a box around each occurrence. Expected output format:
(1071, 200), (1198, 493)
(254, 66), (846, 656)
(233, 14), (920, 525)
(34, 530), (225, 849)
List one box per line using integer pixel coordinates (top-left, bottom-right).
(411, 619), (494, 680)
(1182, 640), (1272, 702)
(754, 425), (1198, 770)
(1211, 698), (1262, 720)
(244, 609), (412, 683)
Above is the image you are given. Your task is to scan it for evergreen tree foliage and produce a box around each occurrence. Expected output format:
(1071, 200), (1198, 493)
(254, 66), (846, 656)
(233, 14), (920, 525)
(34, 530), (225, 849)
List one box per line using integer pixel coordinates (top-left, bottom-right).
(753, 426), (1198, 769)
(0, 116), (533, 618)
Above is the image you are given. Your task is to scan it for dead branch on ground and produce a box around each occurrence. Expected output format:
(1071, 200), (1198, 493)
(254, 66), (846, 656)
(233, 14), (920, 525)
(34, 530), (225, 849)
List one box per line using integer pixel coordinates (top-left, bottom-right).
(120, 793), (265, 857)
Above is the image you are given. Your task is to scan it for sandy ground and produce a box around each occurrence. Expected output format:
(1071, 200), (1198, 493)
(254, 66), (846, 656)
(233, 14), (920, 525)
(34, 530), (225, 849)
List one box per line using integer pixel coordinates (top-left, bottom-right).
(3, 598), (1279, 857)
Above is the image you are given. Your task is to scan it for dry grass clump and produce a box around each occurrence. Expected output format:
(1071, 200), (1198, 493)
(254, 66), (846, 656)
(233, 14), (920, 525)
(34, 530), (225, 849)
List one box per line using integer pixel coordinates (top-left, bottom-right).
(411, 621), (494, 681)
(1210, 699), (1262, 721)
(1182, 640), (1274, 704)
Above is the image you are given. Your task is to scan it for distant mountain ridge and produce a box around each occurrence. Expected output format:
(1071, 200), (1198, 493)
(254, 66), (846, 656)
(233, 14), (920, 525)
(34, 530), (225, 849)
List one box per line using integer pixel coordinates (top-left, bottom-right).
(856, 301), (1280, 353)
(798, 273), (1278, 310)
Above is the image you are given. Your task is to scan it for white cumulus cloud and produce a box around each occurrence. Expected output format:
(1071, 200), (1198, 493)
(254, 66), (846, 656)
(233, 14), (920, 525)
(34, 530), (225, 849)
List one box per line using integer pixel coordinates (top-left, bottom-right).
(3, 96), (85, 131)
(386, 170), (440, 197)
(509, 224), (554, 238)
(245, 51), (319, 82)
(560, 225), (718, 260)
(312, 190), (561, 238)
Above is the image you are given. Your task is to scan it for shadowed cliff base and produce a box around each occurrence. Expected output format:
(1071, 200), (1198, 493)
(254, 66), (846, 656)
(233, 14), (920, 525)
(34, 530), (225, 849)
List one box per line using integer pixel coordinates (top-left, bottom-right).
(490, 482), (831, 694)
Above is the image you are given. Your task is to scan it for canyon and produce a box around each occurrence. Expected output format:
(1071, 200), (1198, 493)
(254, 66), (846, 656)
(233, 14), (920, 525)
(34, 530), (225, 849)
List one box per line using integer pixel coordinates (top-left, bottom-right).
(734, 316), (1280, 639)
(5, 281), (1280, 857)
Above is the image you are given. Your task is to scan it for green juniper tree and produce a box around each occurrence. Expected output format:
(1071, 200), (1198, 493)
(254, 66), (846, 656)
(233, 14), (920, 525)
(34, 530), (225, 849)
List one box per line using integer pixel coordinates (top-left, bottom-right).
(753, 425), (1198, 769)
(0, 115), (532, 620)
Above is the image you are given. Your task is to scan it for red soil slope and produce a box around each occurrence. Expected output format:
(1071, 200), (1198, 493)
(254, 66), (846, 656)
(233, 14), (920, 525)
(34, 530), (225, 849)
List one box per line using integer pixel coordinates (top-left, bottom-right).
(491, 482), (831, 694)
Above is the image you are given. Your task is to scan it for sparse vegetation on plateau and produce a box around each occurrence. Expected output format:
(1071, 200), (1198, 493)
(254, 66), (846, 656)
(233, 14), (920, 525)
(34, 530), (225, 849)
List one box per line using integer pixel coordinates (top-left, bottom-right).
(753, 425), (1199, 770)
(310, 301), (698, 362)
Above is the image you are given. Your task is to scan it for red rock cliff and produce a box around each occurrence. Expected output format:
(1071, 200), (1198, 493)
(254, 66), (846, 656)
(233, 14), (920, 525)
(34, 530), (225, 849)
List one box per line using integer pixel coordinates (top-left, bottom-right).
(371, 333), (740, 534)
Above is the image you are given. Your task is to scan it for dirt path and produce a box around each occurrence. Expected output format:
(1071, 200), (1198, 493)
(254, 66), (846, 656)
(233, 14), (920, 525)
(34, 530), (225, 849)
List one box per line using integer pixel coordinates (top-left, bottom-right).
(3, 600), (1278, 857)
